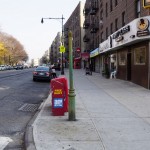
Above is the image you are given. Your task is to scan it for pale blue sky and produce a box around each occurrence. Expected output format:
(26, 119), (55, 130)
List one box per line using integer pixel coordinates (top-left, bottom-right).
(0, 0), (85, 61)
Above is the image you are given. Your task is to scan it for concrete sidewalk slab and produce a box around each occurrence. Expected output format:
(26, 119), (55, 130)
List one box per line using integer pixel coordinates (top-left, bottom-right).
(30, 69), (150, 150)
(33, 95), (104, 150)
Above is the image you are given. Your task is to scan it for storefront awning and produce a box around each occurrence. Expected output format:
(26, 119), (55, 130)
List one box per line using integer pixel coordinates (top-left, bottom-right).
(90, 48), (100, 58)
(99, 16), (150, 54)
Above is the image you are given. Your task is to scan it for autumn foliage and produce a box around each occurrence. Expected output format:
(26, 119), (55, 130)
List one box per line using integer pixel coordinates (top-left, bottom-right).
(0, 31), (28, 65)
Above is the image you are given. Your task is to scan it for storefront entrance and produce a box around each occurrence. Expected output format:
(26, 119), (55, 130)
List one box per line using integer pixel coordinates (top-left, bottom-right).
(127, 52), (131, 81)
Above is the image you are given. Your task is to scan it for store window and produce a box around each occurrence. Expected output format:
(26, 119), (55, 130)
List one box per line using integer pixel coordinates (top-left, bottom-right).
(134, 47), (146, 65)
(119, 52), (126, 65)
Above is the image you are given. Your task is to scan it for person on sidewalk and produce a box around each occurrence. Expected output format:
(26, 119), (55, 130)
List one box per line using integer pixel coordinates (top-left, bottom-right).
(51, 65), (57, 78)
(89, 63), (92, 75)
(110, 66), (117, 79)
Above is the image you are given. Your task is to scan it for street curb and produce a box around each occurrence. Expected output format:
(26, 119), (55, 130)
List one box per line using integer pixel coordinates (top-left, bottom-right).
(24, 100), (45, 150)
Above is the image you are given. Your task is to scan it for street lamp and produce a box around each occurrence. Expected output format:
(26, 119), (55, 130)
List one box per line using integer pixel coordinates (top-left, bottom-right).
(41, 15), (65, 75)
(68, 31), (76, 121)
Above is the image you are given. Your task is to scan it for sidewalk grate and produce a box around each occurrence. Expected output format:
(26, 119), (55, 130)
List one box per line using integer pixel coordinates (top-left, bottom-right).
(18, 103), (39, 112)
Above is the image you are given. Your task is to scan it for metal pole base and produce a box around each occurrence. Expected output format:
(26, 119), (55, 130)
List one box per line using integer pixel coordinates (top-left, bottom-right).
(68, 89), (76, 121)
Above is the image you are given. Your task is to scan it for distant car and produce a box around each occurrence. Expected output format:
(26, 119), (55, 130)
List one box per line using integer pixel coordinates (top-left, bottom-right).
(0, 65), (6, 71)
(32, 66), (52, 81)
(14, 65), (23, 70)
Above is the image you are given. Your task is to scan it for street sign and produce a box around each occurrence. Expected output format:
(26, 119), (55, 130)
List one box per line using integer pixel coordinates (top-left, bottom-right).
(60, 46), (65, 53)
(76, 47), (81, 52)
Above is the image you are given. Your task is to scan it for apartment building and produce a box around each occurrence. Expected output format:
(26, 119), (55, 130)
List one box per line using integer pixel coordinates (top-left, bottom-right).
(83, 0), (100, 71)
(64, 1), (85, 69)
(50, 32), (61, 65)
(31, 58), (40, 67)
(84, 0), (150, 89)
(49, 0), (150, 89)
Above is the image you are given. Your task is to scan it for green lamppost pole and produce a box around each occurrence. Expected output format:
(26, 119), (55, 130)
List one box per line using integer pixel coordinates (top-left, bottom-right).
(68, 31), (76, 121)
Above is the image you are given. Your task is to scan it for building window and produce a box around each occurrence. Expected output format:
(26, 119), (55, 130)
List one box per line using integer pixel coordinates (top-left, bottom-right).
(119, 52), (126, 65)
(134, 47), (146, 65)
(106, 3), (108, 17)
(101, 32), (104, 42)
(100, 10), (103, 20)
(115, 18), (118, 31)
(100, 1), (103, 8)
(106, 27), (108, 39)
(95, 36), (98, 46)
(122, 11), (125, 26)
(136, 0), (141, 18)
(110, 23), (113, 34)
(115, 0), (118, 6)
(110, 0), (113, 12)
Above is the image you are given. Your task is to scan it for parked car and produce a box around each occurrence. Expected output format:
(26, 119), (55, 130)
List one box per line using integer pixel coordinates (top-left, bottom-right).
(32, 66), (52, 81)
(0, 65), (2, 71)
(7, 65), (13, 70)
(14, 65), (23, 70)
(0, 65), (6, 71)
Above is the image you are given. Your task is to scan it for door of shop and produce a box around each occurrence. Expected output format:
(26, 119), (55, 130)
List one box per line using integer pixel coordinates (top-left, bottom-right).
(127, 53), (131, 81)
(90, 58), (95, 72)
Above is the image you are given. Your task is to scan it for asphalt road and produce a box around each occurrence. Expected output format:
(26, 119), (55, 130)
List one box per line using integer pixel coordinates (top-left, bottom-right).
(0, 68), (50, 150)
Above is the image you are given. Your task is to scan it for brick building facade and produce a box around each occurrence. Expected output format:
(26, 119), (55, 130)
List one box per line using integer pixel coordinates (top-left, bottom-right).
(83, 0), (150, 89)
(50, 0), (150, 89)
(64, 1), (85, 69)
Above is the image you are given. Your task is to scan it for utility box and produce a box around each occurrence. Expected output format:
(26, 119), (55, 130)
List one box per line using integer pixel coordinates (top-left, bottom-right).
(51, 77), (68, 116)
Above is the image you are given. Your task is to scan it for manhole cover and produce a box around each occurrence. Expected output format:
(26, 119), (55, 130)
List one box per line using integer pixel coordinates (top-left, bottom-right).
(18, 103), (39, 112)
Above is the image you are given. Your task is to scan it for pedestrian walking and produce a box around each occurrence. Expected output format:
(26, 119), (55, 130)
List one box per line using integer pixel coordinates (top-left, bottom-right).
(51, 67), (57, 78)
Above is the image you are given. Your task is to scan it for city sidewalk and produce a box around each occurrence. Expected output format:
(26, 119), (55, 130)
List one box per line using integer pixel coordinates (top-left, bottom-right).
(26, 69), (150, 150)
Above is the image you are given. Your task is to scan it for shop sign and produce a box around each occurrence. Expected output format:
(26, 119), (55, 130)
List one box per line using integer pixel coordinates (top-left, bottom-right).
(136, 18), (150, 37)
(137, 30), (150, 37)
(81, 52), (90, 60)
(143, 0), (150, 8)
(99, 40), (110, 52)
(112, 25), (130, 39)
(115, 35), (124, 42)
(76, 48), (81, 52)
(54, 89), (62, 95)
(59, 46), (65, 53)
